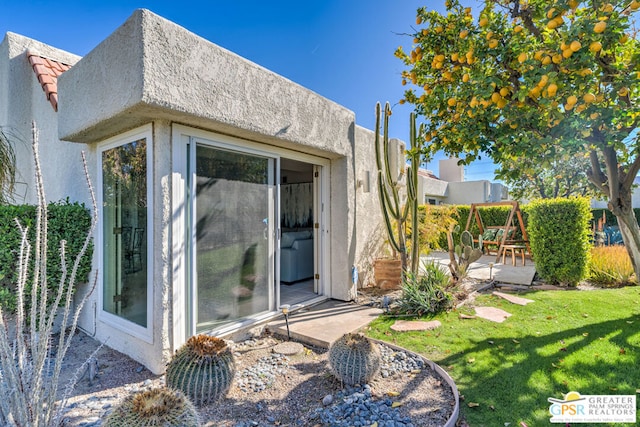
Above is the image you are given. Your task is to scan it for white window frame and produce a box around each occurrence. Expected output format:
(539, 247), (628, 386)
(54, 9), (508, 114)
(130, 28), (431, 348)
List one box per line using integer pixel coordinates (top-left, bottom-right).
(96, 124), (154, 343)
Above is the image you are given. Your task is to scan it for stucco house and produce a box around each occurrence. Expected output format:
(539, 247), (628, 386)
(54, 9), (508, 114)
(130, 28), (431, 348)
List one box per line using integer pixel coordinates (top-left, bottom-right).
(0, 9), (398, 374)
(417, 158), (509, 205)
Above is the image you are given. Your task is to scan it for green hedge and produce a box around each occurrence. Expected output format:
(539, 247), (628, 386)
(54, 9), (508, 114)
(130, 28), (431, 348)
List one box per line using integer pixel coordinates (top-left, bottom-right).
(591, 208), (640, 228)
(527, 197), (591, 286)
(0, 200), (93, 310)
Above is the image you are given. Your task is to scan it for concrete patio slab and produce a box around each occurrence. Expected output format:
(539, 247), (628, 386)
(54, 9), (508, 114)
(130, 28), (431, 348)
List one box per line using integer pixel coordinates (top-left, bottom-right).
(492, 291), (535, 306)
(267, 300), (383, 348)
(475, 306), (512, 323)
(423, 252), (537, 286)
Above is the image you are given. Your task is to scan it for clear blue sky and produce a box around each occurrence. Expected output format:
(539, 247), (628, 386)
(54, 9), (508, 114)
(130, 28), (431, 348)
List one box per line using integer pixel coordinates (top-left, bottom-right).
(0, 0), (495, 181)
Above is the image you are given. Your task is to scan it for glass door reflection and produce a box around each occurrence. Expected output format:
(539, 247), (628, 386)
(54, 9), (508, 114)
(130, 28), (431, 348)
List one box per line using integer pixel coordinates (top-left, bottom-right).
(193, 144), (275, 331)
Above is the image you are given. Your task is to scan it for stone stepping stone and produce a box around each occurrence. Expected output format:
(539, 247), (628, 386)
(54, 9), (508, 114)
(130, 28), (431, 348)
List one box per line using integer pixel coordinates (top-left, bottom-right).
(272, 342), (304, 355)
(390, 320), (441, 332)
(475, 306), (512, 323)
(492, 291), (535, 306)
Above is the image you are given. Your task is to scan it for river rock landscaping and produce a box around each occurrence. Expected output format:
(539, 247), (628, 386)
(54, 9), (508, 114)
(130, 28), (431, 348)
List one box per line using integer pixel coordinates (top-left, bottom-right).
(59, 331), (455, 426)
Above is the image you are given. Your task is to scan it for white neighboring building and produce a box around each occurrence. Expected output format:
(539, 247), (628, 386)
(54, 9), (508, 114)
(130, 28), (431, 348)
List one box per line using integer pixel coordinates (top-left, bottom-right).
(417, 169), (447, 205)
(418, 158), (508, 205)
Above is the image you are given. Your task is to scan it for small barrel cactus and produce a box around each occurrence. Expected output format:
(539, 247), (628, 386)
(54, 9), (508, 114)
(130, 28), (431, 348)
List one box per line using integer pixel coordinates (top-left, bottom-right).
(165, 335), (235, 406)
(328, 333), (381, 385)
(103, 387), (199, 427)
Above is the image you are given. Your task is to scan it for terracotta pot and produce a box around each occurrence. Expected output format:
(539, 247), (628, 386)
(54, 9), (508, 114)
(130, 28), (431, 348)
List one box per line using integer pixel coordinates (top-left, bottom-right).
(373, 259), (403, 290)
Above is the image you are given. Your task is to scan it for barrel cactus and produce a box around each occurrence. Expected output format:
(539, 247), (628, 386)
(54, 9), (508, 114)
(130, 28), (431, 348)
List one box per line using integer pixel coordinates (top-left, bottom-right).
(328, 333), (381, 385)
(103, 387), (199, 427)
(165, 335), (235, 406)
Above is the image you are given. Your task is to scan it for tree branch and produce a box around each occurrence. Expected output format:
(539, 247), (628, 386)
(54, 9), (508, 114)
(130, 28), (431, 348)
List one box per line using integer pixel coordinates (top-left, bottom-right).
(622, 153), (640, 191)
(601, 143), (621, 205)
(587, 149), (609, 195)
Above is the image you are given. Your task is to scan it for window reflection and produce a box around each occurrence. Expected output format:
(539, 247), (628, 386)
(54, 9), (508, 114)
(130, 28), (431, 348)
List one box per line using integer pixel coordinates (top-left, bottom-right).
(102, 139), (148, 327)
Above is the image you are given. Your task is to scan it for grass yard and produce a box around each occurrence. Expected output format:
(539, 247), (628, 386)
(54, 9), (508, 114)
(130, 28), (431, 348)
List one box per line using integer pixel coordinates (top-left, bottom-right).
(367, 287), (640, 427)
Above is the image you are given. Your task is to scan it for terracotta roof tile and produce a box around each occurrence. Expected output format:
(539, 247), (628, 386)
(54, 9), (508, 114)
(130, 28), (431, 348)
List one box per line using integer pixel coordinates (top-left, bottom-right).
(27, 50), (72, 112)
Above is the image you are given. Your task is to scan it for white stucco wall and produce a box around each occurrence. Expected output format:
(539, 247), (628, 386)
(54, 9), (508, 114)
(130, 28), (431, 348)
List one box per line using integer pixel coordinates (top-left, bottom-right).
(58, 9), (354, 156)
(0, 32), (100, 339)
(446, 180), (492, 205)
(0, 33), (87, 205)
(439, 157), (464, 183)
(4, 9), (394, 374)
(55, 8), (379, 368)
(353, 125), (386, 288)
(418, 174), (448, 204)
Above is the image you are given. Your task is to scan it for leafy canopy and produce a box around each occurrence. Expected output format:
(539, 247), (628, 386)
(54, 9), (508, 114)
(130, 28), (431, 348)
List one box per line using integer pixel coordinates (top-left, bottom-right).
(397, 0), (639, 179)
(499, 151), (597, 199)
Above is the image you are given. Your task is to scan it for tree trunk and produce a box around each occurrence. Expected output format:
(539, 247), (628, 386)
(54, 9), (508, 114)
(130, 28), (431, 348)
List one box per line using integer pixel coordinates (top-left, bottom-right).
(612, 207), (640, 279)
(587, 144), (640, 281)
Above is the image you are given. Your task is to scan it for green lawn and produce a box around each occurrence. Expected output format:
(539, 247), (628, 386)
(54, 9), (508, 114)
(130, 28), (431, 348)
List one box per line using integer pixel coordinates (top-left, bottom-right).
(367, 287), (640, 427)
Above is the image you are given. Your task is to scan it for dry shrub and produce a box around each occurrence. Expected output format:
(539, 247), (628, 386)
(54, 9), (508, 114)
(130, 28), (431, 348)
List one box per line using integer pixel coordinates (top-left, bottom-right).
(414, 204), (459, 255)
(588, 245), (636, 287)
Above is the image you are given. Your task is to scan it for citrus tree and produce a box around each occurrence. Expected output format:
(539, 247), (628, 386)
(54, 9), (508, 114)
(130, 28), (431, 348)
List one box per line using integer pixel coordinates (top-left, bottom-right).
(498, 151), (597, 200)
(397, 0), (640, 275)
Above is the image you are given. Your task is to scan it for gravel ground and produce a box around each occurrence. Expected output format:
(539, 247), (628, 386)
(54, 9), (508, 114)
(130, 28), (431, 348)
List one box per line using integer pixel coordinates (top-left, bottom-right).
(57, 329), (455, 426)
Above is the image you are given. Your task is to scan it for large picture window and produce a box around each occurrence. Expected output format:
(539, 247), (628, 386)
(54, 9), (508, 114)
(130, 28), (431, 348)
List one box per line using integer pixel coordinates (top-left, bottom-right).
(101, 137), (149, 328)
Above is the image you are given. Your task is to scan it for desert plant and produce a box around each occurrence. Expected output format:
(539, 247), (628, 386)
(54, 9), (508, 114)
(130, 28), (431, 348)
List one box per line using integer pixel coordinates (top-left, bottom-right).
(397, 261), (453, 316)
(103, 387), (200, 427)
(446, 225), (483, 281)
(328, 333), (381, 386)
(588, 245), (636, 287)
(374, 102), (421, 275)
(0, 122), (98, 426)
(165, 335), (235, 406)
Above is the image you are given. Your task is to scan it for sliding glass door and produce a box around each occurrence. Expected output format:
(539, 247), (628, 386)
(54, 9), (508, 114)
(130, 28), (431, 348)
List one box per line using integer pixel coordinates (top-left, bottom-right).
(191, 143), (276, 332)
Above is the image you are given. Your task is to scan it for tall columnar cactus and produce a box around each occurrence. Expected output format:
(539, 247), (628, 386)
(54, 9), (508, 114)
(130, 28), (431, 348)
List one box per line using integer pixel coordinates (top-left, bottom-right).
(328, 333), (381, 385)
(375, 102), (421, 275)
(165, 335), (235, 406)
(103, 387), (200, 427)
